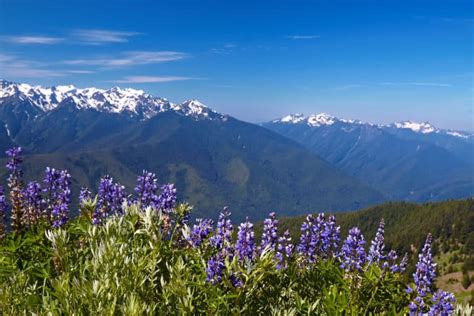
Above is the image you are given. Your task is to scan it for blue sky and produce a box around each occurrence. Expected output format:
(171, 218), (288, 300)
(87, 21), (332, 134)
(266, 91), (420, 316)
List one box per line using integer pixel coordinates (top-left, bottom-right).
(0, 0), (472, 130)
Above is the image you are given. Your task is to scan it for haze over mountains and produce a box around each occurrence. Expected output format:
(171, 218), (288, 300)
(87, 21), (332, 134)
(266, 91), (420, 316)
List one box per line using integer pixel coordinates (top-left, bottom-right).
(0, 80), (386, 220)
(265, 113), (474, 201)
(0, 80), (472, 219)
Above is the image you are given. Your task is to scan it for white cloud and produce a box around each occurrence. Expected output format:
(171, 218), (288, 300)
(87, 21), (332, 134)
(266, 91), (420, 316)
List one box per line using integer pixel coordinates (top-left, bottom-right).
(286, 35), (320, 40)
(71, 29), (140, 44)
(112, 76), (195, 83)
(2, 36), (64, 45)
(64, 51), (188, 68)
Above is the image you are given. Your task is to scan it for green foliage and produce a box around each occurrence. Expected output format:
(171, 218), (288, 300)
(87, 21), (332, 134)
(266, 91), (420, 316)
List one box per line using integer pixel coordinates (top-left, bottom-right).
(0, 202), (412, 314)
(267, 199), (474, 257)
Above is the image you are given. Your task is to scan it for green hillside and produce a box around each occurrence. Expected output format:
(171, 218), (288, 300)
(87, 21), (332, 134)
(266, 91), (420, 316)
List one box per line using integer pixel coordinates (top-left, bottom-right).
(259, 199), (474, 302)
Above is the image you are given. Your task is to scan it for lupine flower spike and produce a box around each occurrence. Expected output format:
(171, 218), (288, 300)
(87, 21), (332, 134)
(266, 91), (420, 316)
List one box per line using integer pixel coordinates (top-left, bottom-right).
(6, 147), (24, 232)
(43, 168), (72, 227)
(189, 218), (214, 247)
(157, 183), (177, 213)
(260, 211), (278, 252)
(92, 176), (126, 225)
(340, 227), (366, 272)
(135, 170), (159, 210)
(22, 181), (44, 227)
(276, 230), (294, 270)
(236, 217), (255, 263)
(368, 219), (385, 264)
(0, 186), (8, 239)
(408, 233), (437, 314)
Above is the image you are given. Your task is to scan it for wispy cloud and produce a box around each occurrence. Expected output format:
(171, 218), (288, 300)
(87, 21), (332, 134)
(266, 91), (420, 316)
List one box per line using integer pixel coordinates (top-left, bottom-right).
(65, 70), (95, 74)
(335, 84), (362, 90)
(0, 54), (93, 78)
(409, 82), (452, 87)
(0, 57), (64, 78)
(71, 29), (141, 44)
(286, 35), (320, 40)
(112, 76), (195, 83)
(64, 51), (188, 68)
(2, 36), (64, 45)
(210, 43), (239, 54)
(378, 82), (452, 87)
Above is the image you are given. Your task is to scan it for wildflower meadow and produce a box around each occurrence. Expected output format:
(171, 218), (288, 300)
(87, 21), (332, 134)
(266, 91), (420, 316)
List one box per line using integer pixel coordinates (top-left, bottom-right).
(0, 147), (468, 314)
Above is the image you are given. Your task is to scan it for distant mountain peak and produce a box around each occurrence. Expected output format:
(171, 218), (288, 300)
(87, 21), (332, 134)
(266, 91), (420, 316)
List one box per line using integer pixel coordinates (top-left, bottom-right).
(0, 80), (224, 121)
(391, 121), (437, 134)
(270, 113), (472, 139)
(276, 113), (306, 123)
(307, 113), (337, 126)
(273, 113), (363, 127)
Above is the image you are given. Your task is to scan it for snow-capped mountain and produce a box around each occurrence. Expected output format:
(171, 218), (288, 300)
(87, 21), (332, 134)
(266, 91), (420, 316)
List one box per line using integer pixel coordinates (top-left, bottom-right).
(265, 113), (474, 202)
(0, 80), (224, 121)
(273, 113), (363, 127)
(272, 113), (473, 139)
(0, 80), (385, 221)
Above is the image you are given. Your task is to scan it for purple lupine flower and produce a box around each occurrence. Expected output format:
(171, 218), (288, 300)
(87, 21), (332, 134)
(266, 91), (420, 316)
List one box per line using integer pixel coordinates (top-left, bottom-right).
(134, 170), (159, 209)
(206, 253), (226, 284)
(229, 273), (243, 288)
(189, 218), (214, 247)
(53, 170), (71, 227)
(43, 168), (72, 227)
(322, 215), (341, 258)
(206, 208), (233, 285)
(235, 217), (255, 262)
(398, 253), (408, 273)
(297, 214), (316, 263)
(79, 187), (92, 205)
(298, 213), (339, 263)
(22, 181), (44, 227)
(157, 184), (177, 213)
(210, 208), (233, 253)
(429, 289), (455, 316)
(43, 167), (60, 219)
(409, 296), (426, 314)
(92, 175), (127, 225)
(309, 213), (327, 259)
(261, 212), (278, 251)
(340, 227), (366, 272)
(6, 147), (24, 232)
(414, 234), (436, 296)
(383, 250), (409, 273)
(6, 147), (23, 181)
(368, 219), (385, 264)
(276, 230), (294, 270)
(409, 234), (437, 314)
(0, 186), (8, 239)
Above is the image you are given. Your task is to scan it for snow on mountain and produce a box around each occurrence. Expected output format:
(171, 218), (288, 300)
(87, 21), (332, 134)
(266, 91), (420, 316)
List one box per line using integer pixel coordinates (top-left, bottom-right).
(272, 112), (472, 139)
(273, 113), (363, 127)
(276, 114), (306, 124)
(0, 80), (223, 121)
(391, 121), (436, 134)
(388, 121), (473, 139)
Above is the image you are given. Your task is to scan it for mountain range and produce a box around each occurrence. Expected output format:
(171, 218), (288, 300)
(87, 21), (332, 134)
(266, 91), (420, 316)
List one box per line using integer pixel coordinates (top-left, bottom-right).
(1, 80), (472, 220)
(264, 113), (474, 201)
(0, 80), (384, 221)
